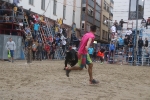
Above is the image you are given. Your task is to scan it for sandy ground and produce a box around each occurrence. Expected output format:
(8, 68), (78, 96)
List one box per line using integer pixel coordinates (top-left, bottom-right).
(0, 60), (150, 100)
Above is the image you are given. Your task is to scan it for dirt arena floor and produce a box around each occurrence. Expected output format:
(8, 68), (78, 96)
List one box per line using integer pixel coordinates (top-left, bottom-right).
(0, 60), (150, 100)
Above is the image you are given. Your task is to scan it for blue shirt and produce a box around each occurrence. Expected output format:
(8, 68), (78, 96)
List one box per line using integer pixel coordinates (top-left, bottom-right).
(118, 38), (124, 45)
(109, 44), (115, 51)
(34, 24), (40, 31)
(88, 48), (94, 54)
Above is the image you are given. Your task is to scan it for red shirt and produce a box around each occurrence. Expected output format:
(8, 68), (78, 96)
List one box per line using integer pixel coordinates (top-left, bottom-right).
(44, 44), (50, 51)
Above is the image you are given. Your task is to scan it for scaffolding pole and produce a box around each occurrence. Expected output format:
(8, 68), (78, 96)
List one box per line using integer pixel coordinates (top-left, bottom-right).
(134, 0), (139, 66)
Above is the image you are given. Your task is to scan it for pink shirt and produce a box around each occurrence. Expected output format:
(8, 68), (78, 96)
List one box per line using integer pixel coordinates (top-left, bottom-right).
(78, 32), (95, 54)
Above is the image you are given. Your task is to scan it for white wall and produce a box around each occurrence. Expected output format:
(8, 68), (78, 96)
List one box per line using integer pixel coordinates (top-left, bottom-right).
(18, 0), (81, 29)
(113, 0), (150, 29)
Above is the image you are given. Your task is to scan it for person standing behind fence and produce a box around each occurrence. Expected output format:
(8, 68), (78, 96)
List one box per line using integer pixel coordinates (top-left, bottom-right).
(32, 39), (38, 60)
(44, 42), (50, 59)
(124, 36), (129, 55)
(62, 38), (66, 52)
(118, 36), (124, 50)
(37, 43), (43, 61)
(109, 41), (115, 59)
(138, 37), (143, 56)
(144, 38), (148, 53)
(6, 38), (16, 63)
(88, 46), (94, 61)
(50, 44), (56, 59)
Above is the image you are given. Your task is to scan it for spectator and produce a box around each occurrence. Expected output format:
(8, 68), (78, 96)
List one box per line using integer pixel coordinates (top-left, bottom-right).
(109, 41), (115, 59)
(50, 44), (56, 59)
(44, 42), (50, 59)
(118, 36), (124, 50)
(144, 38), (148, 53)
(37, 43), (43, 61)
(125, 28), (132, 40)
(138, 37), (143, 56)
(62, 26), (67, 37)
(146, 17), (150, 29)
(62, 38), (66, 52)
(88, 46), (94, 60)
(25, 26), (31, 34)
(124, 36), (129, 54)
(55, 36), (60, 45)
(128, 38), (133, 58)
(141, 18), (147, 28)
(119, 19), (127, 30)
(13, 4), (17, 17)
(6, 38), (16, 63)
(3, 14), (9, 22)
(17, 6), (24, 15)
(114, 20), (118, 31)
(111, 24), (116, 39)
(97, 49), (105, 64)
(26, 8), (31, 18)
(33, 22), (40, 39)
(32, 39), (38, 60)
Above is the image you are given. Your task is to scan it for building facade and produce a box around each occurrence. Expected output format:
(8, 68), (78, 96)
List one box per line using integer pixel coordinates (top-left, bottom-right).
(113, 0), (150, 30)
(81, 0), (101, 41)
(3, 0), (81, 30)
(100, 0), (114, 43)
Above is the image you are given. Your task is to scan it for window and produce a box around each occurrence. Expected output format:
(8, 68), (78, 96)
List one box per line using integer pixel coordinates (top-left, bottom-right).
(103, 15), (105, 24)
(41, 0), (45, 10)
(102, 30), (105, 39)
(88, 6), (94, 16)
(95, 11), (100, 21)
(107, 6), (109, 12)
(63, 5), (66, 19)
(29, 0), (34, 5)
(105, 32), (108, 40)
(104, 2), (106, 10)
(72, 10), (75, 23)
(96, 0), (101, 5)
(129, 0), (144, 19)
(53, 0), (57, 15)
(110, 7), (113, 16)
(106, 17), (108, 26)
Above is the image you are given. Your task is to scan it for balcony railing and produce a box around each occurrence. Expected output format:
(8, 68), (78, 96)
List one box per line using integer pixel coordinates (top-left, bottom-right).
(0, 9), (24, 22)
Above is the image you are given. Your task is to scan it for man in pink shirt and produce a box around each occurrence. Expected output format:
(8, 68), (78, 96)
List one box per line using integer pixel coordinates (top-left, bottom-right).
(65, 25), (99, 84)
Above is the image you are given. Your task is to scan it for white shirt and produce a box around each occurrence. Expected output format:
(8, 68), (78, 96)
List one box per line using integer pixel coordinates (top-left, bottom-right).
(111, 26), (116, 33)
(126, 30), (132, 35)
(6, 41), (16, 50)
(72, 47), (77, 51)
(62, 40), (66, 45)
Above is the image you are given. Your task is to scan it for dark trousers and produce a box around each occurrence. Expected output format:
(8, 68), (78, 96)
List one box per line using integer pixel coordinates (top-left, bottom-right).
(62, 45), (66, 52)
(32, 51), (36, 60)
(37, 51), (42, 60)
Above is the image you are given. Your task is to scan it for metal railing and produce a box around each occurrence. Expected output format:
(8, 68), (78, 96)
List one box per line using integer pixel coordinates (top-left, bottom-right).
(0, 9), (24, 22)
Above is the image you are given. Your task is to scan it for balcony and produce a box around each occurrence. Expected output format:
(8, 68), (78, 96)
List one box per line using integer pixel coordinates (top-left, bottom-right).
(82, 0), (86, 4)
(87, 16), (94, 24)
(88, 0), (94, 8)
